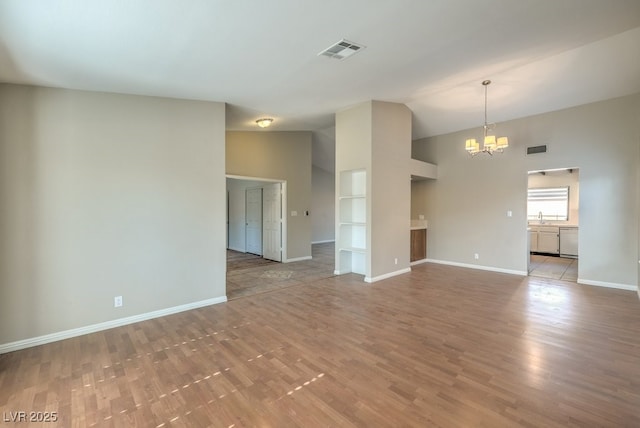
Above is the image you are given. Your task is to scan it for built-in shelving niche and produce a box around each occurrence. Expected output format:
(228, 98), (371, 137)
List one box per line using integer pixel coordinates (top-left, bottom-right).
(337, 169), (367, 275)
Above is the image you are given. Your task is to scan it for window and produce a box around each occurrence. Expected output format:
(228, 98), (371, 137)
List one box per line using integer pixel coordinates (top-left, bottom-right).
(527, 187), (569, 222)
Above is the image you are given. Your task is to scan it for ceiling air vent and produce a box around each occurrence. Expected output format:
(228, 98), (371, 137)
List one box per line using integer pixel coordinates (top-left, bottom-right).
(318, 39), (365, 60)
(527, 145), (547, 155)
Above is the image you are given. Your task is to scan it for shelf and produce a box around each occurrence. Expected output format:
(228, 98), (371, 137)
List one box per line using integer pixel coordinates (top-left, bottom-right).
(336, 168), (368, 276)
(339, 169), (366, 197)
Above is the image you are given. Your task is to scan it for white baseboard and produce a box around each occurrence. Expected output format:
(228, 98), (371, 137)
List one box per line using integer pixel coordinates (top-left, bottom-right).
(365, 267), (412, 283)
(311, 239), (335, 244)
(424, 259), (637, 290)
(285, 256), (312, 263)
(577, 278), (637, 291)
(0, 296), (227, 355)
(410, 258), (429, 266)
(426, 259), (527, 276)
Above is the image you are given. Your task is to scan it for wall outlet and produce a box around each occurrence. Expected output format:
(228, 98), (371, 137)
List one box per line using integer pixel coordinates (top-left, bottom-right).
(291, 210), (298, 217)
(114, 296), (123, 308)
(507, 210), (513, 217)
(474, 253), (479, 260)
(418, 214), (425, 220)
(394, 258), (398, 265)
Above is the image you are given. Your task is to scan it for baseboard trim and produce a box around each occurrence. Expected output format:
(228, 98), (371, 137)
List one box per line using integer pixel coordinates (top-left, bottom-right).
(311, 239), (335, 244)
(0, 296), (227, 355)
(227, 246), (245, 253)
(410, 258), (429, 266)
(365, 267), (412, 283)
(426, 259), (527, 276)
(285, 256), (312, 263)
(577, 279), (637, 291)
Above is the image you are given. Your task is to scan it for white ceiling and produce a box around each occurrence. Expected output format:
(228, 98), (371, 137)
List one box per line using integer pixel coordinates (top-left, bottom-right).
(1, 1), (639, 172)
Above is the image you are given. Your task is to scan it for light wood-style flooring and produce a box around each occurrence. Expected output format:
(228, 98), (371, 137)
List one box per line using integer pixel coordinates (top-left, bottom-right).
(1, 257), (639, 426)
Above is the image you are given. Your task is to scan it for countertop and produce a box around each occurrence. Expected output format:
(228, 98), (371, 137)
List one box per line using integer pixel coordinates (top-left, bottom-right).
(528, 223), (579, 229)
(410, 220), (427, 230)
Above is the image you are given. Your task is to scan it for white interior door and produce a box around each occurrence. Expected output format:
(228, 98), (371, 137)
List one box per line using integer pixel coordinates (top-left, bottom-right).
(245, 188), (262, 255)
(263, 183), (282, 262)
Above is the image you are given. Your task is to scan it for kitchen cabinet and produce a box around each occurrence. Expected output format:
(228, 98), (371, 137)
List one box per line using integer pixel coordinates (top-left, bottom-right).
(410, 228), (426, 262)
(530, 225), (559, 254)
(538, 230), (559, 254)
(529, 229), (538, 252)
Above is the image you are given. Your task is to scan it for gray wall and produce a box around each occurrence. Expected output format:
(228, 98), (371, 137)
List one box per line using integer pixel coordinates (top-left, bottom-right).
(0, 84), (227, 345)
(412, 93), (640, 288)
(226, 131), (312, 260)
(311, 166), (335, 243)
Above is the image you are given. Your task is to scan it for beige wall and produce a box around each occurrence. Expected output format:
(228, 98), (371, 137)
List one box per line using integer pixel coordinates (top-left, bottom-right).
(411, 179), (432, 220)
(0, 84), (227, 346)
(226, 131), (312, 260)
(413, 93), (640, 288)
(335, 101), (411, 281)
(311, 166), (335, 243)
(370, 101), (412, 278)
(335, 102), (374, 276)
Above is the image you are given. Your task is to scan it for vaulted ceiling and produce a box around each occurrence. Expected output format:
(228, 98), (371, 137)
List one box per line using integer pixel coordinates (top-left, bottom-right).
(1, 1), (639, 172)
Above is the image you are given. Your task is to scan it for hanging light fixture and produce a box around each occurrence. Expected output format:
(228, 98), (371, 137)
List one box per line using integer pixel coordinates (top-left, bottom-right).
(256, 118), (274, 128)
(465, 80), (508, 156)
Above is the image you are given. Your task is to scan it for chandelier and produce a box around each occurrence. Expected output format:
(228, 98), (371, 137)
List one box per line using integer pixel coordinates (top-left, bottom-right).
(465, 80), (508, 156)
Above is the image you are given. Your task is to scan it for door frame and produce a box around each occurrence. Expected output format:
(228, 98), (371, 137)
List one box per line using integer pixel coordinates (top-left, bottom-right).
(226, 174), (287, 261)
(526, 167), (580, 278)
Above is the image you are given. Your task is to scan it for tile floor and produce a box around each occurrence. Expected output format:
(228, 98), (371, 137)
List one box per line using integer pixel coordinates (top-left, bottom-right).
(529, 253), (578, 281)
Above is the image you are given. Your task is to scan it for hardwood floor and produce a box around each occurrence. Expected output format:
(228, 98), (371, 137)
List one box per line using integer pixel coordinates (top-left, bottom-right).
(1, 262), (639, 427)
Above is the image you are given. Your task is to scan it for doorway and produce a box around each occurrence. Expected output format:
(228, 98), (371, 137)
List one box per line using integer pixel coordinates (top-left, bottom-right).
(262, 182), (282, 262)
(227, 176), (286, 259)
(527, 168), (579, 281)
(245, 187), (263, 255)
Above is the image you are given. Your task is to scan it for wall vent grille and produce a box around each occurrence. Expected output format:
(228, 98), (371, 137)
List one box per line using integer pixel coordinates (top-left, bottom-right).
(527, 145), (547, 155)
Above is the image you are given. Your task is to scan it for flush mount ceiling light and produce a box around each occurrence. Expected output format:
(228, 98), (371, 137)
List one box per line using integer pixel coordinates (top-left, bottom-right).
(256, 118), (273, 128)
(318, 39), (365, 60)
(465, 80), (509, 156)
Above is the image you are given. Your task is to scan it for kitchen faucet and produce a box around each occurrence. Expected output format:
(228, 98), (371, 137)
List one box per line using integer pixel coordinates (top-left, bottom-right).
(538, 211), (543, 224)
